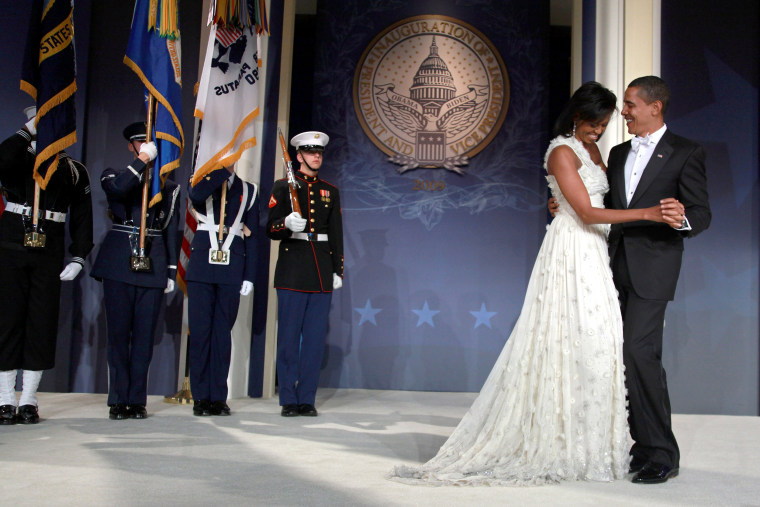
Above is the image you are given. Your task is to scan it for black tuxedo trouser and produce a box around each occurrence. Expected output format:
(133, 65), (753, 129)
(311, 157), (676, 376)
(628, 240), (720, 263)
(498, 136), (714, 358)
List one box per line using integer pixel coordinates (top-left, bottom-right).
(612, 245), (680, 469)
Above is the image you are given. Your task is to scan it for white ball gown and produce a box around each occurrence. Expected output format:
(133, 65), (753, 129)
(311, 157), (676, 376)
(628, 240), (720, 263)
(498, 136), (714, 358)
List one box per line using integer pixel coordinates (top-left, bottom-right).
(390, 135), (630, 486)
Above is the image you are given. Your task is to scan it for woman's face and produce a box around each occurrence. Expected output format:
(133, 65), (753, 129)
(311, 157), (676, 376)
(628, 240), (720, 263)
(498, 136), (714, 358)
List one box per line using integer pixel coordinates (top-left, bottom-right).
(575, 113), (611, 144)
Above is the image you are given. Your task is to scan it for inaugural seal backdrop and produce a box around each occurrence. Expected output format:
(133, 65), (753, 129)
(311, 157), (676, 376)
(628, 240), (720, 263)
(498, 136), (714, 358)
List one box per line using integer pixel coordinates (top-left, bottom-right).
(308, 0), (549, 391)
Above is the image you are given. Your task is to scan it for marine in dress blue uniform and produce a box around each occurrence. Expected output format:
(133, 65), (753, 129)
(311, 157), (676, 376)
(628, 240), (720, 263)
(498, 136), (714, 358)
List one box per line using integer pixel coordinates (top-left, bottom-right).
(0, 109), (93, 425)
(267, 131), (344, 417)
(90, 122), (180, 420)
(186, 168), (258, 416)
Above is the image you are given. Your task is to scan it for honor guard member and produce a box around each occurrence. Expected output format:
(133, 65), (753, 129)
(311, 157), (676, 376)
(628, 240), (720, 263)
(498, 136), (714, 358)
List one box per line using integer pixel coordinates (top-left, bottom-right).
(90, 122), (180, 420)
(186, 167), (258, 416)
(0, 107), (93, 425)
(267, 131), (343, 417)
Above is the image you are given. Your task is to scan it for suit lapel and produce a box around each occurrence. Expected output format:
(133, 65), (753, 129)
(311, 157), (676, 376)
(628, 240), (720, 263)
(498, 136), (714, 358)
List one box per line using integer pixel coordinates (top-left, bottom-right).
(629, 131), (674, 207)
(609, 143), (630, 208)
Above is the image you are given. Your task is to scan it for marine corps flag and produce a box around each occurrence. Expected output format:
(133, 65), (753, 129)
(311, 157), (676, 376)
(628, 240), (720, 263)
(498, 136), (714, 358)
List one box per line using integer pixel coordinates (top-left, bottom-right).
(124, 0), (184, 206)
(191, 8), (263, 185)
(20, 0), (77, 190)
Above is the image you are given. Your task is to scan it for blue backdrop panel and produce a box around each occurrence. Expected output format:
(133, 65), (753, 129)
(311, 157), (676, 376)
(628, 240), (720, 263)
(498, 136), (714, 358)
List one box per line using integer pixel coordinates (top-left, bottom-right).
(310, 0), (550, 392)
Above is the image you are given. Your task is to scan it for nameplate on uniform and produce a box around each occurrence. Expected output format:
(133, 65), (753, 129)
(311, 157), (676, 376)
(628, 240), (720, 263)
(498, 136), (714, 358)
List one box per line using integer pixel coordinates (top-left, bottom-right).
(209, 249), (230, 265)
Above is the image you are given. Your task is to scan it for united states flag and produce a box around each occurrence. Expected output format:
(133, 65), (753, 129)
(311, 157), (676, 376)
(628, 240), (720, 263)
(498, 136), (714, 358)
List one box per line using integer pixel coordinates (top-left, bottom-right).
(176, 198), (197, 296)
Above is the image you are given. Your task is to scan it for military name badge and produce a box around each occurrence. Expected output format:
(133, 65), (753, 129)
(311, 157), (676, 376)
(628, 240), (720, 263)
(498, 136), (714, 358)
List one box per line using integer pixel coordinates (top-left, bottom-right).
(209, 249), (230, 265)
(353, 15), (509, 173)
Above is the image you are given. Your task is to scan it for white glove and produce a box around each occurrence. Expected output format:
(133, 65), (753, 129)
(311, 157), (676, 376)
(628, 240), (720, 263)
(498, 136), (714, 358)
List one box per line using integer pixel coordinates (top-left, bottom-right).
(59, 262), (83, 281)
(139, 141), (158, 162)
(332, 273), (343, 290)
(165, 278), (175, 294)
(284, 212), (306, 232)
(25, 116), (37, 136)
(240, 280), (253, 296)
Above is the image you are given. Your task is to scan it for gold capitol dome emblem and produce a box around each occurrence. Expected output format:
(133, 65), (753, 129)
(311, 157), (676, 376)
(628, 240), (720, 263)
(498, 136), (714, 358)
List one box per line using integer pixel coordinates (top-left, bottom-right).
(353, 15), (509, 173)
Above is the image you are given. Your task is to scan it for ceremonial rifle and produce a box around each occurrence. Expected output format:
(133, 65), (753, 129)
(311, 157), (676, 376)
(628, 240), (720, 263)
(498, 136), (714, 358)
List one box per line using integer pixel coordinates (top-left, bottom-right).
(277, 127), (302, 216)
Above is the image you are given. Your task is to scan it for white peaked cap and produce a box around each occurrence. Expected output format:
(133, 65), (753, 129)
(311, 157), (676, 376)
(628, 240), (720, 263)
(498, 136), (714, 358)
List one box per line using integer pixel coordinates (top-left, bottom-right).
(290, 131), (329, 151)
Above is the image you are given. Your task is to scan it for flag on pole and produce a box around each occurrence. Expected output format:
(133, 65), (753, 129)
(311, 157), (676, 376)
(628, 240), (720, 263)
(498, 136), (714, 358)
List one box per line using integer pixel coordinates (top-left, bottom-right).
(20, 0), (78, 190)
(176, 198), (197, 295)
(191, 15), (262, 185)
(123, 0), (184, 206)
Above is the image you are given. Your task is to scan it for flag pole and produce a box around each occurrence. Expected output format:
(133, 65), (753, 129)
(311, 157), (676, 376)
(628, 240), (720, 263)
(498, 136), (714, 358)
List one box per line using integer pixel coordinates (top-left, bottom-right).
(130, 94), (156, 272)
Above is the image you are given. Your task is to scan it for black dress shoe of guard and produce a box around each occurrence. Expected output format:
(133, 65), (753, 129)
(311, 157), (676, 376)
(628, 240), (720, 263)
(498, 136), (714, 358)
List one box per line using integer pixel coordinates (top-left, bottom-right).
(632, 462), (679, 484)
(629, 455), (648, 474)
(193, 399), (213, 416)
(109, 404), (130, 420)
(0, 404), (17, 425)
(17, 405), (40, 424)
(297, 404), (318, 416)
(281, 404), (299, 417)
(212, 401), (231, 416)
(129, 405), (148, 419)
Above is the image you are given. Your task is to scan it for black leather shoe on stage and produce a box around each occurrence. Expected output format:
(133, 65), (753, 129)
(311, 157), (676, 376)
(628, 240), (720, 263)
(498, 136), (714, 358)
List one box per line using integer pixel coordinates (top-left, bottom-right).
(629, 455), (647, 474)
(129, 405), (148, 419)
(212, 401), (231, 416)
(108, 404), (130, 420)
(632, 462), (679, 484)
(17, 405), (40, 424)
(0, 404), (17, 425)
(280, 404), (299, 417)
(193, 399), (213, 416)
(297, 404), (318, 417)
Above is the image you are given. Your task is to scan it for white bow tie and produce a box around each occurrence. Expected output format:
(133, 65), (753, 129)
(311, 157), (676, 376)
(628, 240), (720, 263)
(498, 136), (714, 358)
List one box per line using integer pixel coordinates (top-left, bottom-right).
(631, 134), (652, 152)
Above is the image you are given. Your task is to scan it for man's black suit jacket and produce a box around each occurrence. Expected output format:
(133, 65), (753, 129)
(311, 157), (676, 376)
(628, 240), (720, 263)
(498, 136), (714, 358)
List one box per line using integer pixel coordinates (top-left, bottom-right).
(606, 129), (711, 301)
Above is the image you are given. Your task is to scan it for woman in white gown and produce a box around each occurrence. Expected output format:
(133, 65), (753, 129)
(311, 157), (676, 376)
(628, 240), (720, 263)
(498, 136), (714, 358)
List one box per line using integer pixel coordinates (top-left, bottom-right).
(390, 82), (683, 486)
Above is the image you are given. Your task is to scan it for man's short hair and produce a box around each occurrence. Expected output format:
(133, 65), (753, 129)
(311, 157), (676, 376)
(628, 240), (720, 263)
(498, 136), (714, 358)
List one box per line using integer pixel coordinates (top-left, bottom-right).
(628, 76), (670, 115)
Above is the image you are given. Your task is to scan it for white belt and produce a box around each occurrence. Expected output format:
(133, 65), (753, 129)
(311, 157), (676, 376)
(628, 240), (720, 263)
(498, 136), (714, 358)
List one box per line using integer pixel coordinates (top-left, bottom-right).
(4, 202), (67, 223)
(112, 224), (162, 237)
(196, 222), (244, 238)
(291, 232), (328, 241)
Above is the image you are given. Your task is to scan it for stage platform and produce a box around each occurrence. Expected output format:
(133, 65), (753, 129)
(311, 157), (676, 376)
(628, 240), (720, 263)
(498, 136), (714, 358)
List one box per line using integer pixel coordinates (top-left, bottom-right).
(1, 388), (758, 506)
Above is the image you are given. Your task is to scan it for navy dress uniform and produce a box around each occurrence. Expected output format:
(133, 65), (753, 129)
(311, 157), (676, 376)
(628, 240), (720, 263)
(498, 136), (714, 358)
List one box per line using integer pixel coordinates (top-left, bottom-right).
(0, 120), (93, 425)
(267, 131), (343, 417)
(186, 169), (258, 416)
(90, 122), (180, 420)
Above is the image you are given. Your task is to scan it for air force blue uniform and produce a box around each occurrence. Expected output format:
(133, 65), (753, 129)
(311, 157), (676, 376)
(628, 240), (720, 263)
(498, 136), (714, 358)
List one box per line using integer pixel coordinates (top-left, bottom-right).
(186, 170), (258, 404)
(90, 156), (180, 407)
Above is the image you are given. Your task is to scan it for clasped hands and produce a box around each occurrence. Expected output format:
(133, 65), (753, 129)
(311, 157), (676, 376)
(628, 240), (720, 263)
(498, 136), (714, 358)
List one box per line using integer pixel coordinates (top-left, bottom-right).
(547, 197), (686, 229)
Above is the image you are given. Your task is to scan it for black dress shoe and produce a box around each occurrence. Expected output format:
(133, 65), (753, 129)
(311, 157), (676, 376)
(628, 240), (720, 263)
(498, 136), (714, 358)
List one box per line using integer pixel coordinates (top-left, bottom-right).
(629, 455), (647, 474)
(193, 399), (213, 416)
(109, 404), (130, 420)
(0, 404), (17, 425)
(280, 404), (299, 417)
(632, 462), (679, 484)
(129, 405), (148, 419)
(17, 405), (40, 424)
(297, 404), (318, 416)
(211, 401), (231, 416)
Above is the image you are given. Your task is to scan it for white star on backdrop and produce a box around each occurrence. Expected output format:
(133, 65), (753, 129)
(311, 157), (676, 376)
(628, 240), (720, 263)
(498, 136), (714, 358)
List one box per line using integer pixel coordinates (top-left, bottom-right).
(470, 303), (497, 329)
(412, 300), (439, 328)
(354, 299), (382, 326)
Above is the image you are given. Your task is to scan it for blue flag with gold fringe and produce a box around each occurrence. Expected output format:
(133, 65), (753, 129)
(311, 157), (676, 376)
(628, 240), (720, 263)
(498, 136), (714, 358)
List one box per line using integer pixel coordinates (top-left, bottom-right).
(124, 0), (184, 207)
(20, 0), (77, 190)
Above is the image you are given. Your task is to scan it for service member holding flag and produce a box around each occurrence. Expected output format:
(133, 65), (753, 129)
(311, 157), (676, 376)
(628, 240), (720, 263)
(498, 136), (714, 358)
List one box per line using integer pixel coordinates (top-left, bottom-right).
(267, 131), (344, 417)
(184, 1), (265, 417)
(90, 122), (180, 420)
(0, 0), (93, 425)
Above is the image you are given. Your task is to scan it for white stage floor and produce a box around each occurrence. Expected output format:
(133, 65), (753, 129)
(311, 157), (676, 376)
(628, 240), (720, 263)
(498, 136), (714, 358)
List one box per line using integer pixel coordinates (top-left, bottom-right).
(1, 389), (758, 506)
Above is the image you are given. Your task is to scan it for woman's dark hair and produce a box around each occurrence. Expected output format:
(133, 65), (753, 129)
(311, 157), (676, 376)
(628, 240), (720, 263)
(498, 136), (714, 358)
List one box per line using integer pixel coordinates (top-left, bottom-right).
(553, 81), (617, 137)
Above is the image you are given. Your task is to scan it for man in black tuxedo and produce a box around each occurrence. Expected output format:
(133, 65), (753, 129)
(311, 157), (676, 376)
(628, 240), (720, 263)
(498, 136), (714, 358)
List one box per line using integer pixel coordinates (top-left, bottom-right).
(606, 76), (711, 484)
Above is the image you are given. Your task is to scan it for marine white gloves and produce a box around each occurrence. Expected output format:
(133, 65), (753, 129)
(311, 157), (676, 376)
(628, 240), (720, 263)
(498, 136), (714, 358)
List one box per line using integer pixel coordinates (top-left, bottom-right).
(139, 141), (158, 162)
(333, 273), (342, 290)
(25, 117), (37, 136)
(59, 262), (82, 281)
(240, 280), (253, 296)
(165, 278), (175, 294)
(285, 212), (306, 232)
